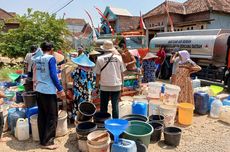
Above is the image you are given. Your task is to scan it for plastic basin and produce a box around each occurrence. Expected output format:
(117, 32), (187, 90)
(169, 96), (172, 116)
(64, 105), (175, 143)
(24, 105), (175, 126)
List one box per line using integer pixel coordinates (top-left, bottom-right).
(178, 103), (194, 125)
(164, 127), (182, 147)
(76, 122), (97, 136)
(210, 85), (223, 96)
(123, 121), (154, 147)
(121, 114), (148, 122)
(105, 119), (128, 143)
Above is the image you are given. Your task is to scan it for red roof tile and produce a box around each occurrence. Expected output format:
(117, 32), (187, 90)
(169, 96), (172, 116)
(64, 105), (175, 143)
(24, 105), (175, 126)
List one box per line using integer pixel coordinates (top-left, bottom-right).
(65, 18), (86, 25)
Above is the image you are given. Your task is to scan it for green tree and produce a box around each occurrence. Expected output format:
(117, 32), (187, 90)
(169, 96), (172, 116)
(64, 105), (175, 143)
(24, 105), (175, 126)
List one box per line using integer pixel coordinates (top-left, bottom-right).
(0, 9), (71, 58)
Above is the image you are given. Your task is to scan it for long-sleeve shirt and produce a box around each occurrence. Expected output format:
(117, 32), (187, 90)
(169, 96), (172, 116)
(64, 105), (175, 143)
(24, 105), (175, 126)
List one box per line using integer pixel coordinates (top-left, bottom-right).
(49, 57), (63, 92)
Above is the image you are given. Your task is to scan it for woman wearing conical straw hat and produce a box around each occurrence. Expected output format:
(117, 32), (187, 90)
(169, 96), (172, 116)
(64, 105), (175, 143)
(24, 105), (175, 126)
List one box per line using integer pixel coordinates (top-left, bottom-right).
(142, 52), (158, 83)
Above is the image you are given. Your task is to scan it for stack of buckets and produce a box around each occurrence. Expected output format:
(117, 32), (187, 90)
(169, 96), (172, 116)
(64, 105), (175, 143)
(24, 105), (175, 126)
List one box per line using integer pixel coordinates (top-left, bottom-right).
(76, 102), (112, 152)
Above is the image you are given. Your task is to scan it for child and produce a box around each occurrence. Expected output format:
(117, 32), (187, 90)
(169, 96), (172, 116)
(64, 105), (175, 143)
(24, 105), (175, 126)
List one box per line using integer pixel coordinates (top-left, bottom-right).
(0, 92), (11, 142)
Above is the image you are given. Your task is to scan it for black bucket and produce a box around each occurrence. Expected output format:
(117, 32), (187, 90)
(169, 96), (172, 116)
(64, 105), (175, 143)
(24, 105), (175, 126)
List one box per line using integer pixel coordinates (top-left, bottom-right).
(76, 122), (97, 137)
(149, 122), (163, 143)
(164, 127), (182, 147)
(149, 115), (164, 125)
(122, 114), (148, 122)
(24, 78), (33, 92)
(136, 141), (147, 152)
(93, 112), (111, 128)
(76, 111), (92, 122)
(22, 91), (37, 108)
(16, 91), (24, 103)
(78, 102), (96, 120)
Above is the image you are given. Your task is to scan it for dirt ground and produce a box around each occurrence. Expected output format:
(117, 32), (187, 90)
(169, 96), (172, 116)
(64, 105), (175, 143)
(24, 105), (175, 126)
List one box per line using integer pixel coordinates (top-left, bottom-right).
(0, 114), (230, 152)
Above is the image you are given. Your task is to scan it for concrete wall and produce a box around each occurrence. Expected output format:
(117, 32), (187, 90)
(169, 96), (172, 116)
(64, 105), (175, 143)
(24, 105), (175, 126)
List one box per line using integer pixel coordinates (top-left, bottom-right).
(208, 12), (230, 29)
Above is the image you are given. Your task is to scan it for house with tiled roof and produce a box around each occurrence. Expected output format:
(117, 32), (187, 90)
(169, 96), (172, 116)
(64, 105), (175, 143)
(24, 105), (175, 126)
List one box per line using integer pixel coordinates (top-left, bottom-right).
(143, 0), (230, 42)
(0, 8), (19, 32)
(65, 18), (86, 34)
(101, 6), (140, 33)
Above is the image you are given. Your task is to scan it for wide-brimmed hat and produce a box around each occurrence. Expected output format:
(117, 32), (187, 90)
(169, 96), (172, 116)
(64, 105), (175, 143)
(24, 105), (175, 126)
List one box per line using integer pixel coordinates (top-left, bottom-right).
(100, 40), (117, 52)
(143, 52), (158, 60)
(89, 50), (101, 56)
(71, 53), (95, 67)
(53, 52), (65, 63)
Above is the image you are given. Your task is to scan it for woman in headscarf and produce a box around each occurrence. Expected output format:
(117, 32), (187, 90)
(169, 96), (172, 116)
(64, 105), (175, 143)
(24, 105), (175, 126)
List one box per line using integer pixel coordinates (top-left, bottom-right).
(173, 50), (201, 104)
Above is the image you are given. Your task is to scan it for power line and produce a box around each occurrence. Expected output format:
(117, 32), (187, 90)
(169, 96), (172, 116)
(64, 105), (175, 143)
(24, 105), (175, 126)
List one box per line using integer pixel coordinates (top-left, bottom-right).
(53, 0), (75, 15)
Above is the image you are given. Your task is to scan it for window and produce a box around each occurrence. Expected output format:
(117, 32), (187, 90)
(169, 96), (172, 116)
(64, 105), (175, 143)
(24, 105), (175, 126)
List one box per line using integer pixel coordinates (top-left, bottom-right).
(149, 24), (151, 27)
(191, 26), (193, 30)
(201, 25), (204, 29)
(187, 27), (190, 30)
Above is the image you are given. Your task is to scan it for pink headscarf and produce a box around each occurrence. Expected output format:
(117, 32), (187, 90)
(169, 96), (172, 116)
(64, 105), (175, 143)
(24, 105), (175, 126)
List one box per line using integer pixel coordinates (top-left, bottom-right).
(179, 50), (195, 65)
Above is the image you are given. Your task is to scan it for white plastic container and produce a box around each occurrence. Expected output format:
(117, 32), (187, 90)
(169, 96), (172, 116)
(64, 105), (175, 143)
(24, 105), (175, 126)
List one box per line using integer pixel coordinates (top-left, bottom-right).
(149, 100), (163, 116)
(87, 137), (111, 152)
(30, 114), (39, 141)
(164, 84), (181, 105)
(119, 101), (132, 118)
(210, 99), (223, 118)
(56, 110), (68, 137)
(15, 118), (30, 141)
(159, 105), (177, 126)
(148, 82), (162, 99)
(192, 77), (201, 89)
(219, 106), (230, 124)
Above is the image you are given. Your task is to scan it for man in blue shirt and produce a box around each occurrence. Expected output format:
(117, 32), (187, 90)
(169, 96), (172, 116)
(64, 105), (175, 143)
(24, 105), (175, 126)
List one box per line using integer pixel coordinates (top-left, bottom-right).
(34, 42), (65, 150)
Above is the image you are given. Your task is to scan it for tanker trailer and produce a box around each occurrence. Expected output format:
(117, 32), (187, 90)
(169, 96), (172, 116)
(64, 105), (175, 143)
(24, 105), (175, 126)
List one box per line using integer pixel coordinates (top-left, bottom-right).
(150, 29), (230, 91)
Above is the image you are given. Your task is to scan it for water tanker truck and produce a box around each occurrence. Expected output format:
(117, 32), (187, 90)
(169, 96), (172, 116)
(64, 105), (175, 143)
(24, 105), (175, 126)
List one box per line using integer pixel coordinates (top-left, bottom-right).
(150, 29), (230, 91)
